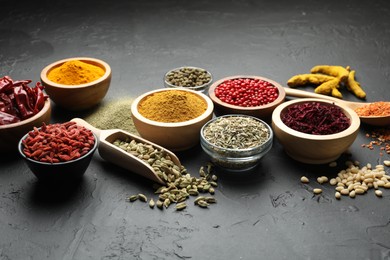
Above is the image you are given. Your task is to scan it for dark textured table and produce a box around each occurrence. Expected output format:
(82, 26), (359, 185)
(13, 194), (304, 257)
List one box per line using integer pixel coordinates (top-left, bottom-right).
(1, 0), (390, 259)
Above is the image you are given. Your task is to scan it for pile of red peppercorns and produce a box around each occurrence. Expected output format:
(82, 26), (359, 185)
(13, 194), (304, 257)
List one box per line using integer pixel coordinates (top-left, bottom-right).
(214, 78), (279, 107)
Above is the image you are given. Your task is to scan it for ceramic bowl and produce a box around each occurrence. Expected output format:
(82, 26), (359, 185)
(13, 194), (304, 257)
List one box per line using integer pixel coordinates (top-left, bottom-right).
(271, 98), (360, 164)
(131, 88), (214, 151)
(40, 57), (111, 111)
(208, 75), (286, 119)
(164, 66), (213, 93)
(200, 114), (273, 171)
(18, 130), (98, 182)
(0, 99), (51, 154)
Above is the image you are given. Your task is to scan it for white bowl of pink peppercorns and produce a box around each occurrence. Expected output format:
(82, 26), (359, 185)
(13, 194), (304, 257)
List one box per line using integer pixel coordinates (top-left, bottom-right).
(208, 75), (286, 120)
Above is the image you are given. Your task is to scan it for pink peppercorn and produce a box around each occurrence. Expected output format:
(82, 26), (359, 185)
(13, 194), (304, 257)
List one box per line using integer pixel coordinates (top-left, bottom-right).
(214, 78), (279, 107)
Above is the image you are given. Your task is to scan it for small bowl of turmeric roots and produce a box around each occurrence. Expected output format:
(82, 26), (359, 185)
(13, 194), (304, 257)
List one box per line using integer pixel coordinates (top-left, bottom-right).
(40, 57), (112, 111)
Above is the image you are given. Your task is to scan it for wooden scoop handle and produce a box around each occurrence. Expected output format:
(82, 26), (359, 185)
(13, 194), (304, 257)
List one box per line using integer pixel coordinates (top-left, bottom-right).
(71, 118), (102, 138)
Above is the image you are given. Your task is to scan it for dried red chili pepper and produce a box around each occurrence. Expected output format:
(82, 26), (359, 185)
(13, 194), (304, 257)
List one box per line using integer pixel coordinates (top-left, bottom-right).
(0, 76), (48, 125)
(21, 121), (95, 163)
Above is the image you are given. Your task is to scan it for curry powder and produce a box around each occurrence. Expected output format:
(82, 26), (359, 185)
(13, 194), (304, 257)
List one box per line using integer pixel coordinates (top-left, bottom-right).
(138, 90), (207, 123)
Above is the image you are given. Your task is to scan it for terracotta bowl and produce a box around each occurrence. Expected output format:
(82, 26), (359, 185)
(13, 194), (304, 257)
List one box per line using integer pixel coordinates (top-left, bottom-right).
(18, 130), (98, 182)
(131, 88), (214, 151)
(40, 57), (111, 111)
(271, 98), (360, 164)
(0, 99), (51, 154)
(208, 75), (286, 120)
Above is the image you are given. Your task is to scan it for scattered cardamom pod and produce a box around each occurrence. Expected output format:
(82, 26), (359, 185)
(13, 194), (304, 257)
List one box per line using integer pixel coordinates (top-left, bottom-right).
(156, 199), (164, 209)
(127, 195), (138, 202)
(123, 160), (218, 211)
(196, 200), (209, 208)
(175, 202), (187, 211)
(149, 199), (155, 208)
(138, 194), (147, 202)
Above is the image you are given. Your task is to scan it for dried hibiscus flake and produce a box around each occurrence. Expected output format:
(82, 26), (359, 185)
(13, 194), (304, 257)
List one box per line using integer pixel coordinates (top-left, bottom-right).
(281, 102), (350, 135)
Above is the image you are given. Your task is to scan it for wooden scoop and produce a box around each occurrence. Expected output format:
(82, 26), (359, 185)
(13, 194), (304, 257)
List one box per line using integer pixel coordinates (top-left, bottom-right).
(71, 118), (181, 184)
(284, 88), (390, 127)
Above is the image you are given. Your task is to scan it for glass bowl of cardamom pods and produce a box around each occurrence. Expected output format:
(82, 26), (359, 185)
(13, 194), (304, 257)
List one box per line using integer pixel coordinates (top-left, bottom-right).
(200, 114), (273, 171)
(164, 66), (213, 93)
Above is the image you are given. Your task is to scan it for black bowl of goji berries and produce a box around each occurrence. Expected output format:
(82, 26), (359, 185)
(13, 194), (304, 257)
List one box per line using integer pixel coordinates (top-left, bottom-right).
(18, 121), (98, 182)
(208, 75), (286, 120)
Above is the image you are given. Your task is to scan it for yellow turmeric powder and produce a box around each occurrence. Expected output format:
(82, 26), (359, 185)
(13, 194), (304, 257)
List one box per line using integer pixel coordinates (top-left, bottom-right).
(48, 60), (105, 85)
(137, 90), (207, 123)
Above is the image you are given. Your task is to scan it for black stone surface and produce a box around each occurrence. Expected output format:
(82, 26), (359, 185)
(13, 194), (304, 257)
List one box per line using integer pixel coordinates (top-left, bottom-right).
(1, 0), (389, 259)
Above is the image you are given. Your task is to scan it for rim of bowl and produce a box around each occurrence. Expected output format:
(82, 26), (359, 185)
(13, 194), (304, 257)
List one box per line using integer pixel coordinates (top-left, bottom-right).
(200, 114), (274, 152)
(131, 88), (214, 127)
(164, 66), (213, 91)
(0, 98), (51, 130)
(208, 75), (286, 111)
(40, 57), (111, 89)
(18, 130), (98, 165)
(272, 98), (361, 140)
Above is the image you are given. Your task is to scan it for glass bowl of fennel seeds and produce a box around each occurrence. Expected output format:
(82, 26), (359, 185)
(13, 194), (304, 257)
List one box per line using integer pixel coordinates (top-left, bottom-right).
(200, 114), (273, 171)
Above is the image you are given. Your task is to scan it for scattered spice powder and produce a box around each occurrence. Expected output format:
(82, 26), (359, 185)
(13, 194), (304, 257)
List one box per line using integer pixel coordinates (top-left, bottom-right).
(84, 98), (139, 135)
(47, 60), (105, 85)
(355, 101), (390, 117)
(138, 90), (207, 123)
(361, 127), (390, 156)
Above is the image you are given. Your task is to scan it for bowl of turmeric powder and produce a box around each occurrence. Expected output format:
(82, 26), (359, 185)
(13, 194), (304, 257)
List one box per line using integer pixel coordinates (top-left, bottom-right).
(131, 88), (214, 151)
(40, 57), (112, 111)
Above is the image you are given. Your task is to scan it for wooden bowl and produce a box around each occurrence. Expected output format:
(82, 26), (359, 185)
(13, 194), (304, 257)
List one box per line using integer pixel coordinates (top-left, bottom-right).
(208, 75), (286, 120)
(40, 57), (111, 111)
(131, 88), (214, 151)
(0, 99), (51, 154)
(271, 98), (360, 164)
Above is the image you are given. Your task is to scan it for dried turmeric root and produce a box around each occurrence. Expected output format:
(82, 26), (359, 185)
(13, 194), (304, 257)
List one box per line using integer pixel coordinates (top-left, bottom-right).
(288, 65), (367, 99)
(310, 65), (349, 83)
(347, 70), (366, 99)
(287, 74), (335, 87)
(314, 78), (343, 99)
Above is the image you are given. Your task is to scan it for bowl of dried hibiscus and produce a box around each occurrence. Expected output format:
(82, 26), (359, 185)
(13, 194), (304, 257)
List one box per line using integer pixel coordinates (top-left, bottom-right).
(272, 98), (360, 164)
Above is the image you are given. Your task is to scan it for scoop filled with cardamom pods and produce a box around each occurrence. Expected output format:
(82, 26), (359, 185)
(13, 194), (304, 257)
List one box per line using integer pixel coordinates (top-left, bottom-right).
(71, 118), (182, 184)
